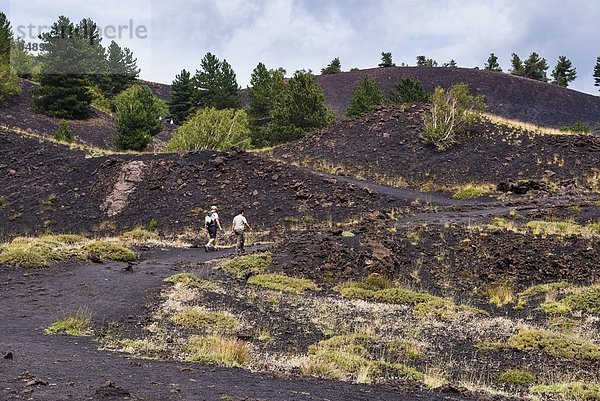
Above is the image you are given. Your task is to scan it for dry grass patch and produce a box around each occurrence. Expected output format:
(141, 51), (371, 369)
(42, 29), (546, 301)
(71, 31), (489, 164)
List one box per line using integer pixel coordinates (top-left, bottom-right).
(452, 183), (496, 200)
(164, 273), (220, 291)
(82, 241), (136, 262)
(185, 335), (251, 367)
(0, 236), (80, 268)
(119, 228), (159, 242)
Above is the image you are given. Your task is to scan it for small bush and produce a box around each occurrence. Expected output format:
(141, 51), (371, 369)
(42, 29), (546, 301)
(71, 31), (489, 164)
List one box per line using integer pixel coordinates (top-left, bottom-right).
(531, 382), (600, 401)
(171, 309), (239, 332)
(560, 121), (591, 133)
(498, 369), (535, 385)
(82, 241), (136, 262)
(0, 196), (7, 209)
(372, 288), (436, 305)
(148, 219), (158, 232)
(507, 329), (600, 360)
(185, 335), (251, 367)
(220, 252), (271, 277)
(45, 309), (92, 336)
(421, 83), (486, 150)
(452, 184), (494, 199)
(247, 273), (319, 293)
(389, 76), (429, 104)
(55, 120), (74, 143)
(164, 273), (219, 291)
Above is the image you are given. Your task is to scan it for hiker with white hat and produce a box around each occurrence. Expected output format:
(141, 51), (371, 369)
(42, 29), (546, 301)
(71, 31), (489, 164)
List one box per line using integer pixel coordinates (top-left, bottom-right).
(204, 205), (223, 251)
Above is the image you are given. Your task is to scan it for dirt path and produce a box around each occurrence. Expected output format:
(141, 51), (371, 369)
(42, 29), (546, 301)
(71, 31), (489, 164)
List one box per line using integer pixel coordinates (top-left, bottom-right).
(0, 246), (480, 401)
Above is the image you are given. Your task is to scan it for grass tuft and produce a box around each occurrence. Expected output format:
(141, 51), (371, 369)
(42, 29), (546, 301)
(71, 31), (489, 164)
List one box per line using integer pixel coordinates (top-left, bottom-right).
(82, 241), (137, 262)
(185, 335), (251, 367)
(498, 369), (535, 385)
(220, 252), (271, 277)
(171, 309), (239, 332)
(452, 184), (495, 199)
(247, 273), (319, 293)
(45, 309), (92, 336)
(119, 228), (159, 242)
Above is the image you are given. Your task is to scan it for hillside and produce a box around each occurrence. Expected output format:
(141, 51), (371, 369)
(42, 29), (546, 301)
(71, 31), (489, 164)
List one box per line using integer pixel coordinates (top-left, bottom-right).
(315, 67), (600, 128)
(274, 103), (600, 193)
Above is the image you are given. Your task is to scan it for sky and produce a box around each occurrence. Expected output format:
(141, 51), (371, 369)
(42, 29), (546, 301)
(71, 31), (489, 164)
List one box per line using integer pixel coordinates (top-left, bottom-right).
(3, 0), (600, 95)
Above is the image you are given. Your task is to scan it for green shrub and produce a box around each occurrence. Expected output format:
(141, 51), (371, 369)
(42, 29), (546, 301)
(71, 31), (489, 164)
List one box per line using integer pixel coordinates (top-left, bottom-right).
(561, 121), (591, 133)
(346, 75), (384, 117)
(164, 273), (219, 290)
(247, 273), (319, 293)
(147, 219), (158, 232)
(563, 287), (600, 314)
(372, 287), (436, 305)
(164, 107), (251, 151)
(498, 369), (535, 384)
(531, 382), (600, 401)
(82, 241), (136, 262)
(508, 329), (600, 360)
(421, 83), (486, 150)
(54, 120), (74, 143)
(389, 76), (429, 104)
(220, 252), (271, 277)
(0, 236), (66, 268)
(171, 309), (239, 332)
(452, 185), (494, 199)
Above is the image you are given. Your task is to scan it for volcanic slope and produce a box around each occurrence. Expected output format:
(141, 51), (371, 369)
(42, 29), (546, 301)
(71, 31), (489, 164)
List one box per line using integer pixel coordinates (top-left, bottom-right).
(314, 66), (600, 128)
(0, 80), (174, 151)
(273, 104), (600, 194)
(0, 128), (422, 240)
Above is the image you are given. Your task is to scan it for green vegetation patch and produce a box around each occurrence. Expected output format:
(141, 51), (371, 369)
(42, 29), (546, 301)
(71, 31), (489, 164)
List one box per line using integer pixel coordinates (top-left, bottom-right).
(531, 382), (600, 401)
(0, 196), (7, 209)
(220, 252), (271, 277)
(452, 184), (494, 199)
(112, 339), (165, 358)
(164, 273), (219, 291)
(0, 236), (75, 269)
(247, 273), (319, 294)
(507, 329), (600, 360)
(171, 309), (239, 332)
(82, 241), (137, 262)
(185, 335), (251, 367)
(498, 369), (535, 385)
(119, 228), (159, 241)
(45, 309), (92, 336)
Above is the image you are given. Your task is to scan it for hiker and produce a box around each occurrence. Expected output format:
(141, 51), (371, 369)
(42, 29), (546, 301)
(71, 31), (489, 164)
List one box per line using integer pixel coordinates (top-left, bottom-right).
(204, 205), (223, 252)
(232, 209), (252, 255)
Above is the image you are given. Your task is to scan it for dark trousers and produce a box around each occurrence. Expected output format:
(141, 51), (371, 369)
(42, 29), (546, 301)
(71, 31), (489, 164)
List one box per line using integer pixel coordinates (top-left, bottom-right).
(235, 230), (245, 254)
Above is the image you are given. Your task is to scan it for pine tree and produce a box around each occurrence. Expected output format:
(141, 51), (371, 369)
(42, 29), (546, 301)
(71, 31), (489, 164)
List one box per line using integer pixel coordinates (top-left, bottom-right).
(484, 53), (502, 72)
(510, 53), (524, 76)
(269, 70), (334, 144)
(193, 52), (242, 110)
(523, 52), (549, 82)
(0, 11), (12, 64)
(55, 120), (74, 143)
(105, 40), (139, 96)
(417, 56), (437, 67)
(169, 69), (196, 124)
(247, 62), (286, 147)
(594, 56), (600, 90)
(346, 75), (384, 117)
(389, 76), (429, 103)
(551, 56), (577, 87)
(114, 84), (165, 150)
(32, 16), (94, 119)
(379, 52), (395, 67)
(0, 12), (19, 100)
(442, 59), (457, 68)
(321, 57), (342, 74)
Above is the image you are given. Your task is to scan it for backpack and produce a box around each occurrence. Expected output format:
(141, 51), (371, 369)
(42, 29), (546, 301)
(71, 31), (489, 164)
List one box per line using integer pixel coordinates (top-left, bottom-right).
(205, 213), (216, 229)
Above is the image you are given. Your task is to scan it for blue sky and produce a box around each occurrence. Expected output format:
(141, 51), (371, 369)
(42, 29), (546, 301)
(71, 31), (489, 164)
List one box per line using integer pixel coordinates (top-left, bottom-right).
(4, 0), (600, 95)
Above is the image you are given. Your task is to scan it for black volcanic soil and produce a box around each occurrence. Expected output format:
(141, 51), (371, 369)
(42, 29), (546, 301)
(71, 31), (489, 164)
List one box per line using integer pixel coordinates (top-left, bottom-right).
(1, 246), (478, 401)
(274, 104), (600, 189)
(0, 128), (421, 240)
(315, 66), (600, 128)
